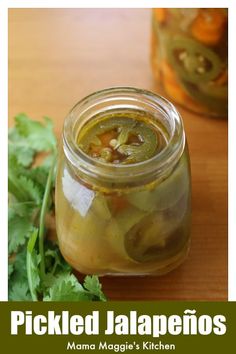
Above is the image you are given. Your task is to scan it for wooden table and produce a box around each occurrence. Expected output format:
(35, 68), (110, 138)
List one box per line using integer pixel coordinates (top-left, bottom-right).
(9, 9), (228, 301)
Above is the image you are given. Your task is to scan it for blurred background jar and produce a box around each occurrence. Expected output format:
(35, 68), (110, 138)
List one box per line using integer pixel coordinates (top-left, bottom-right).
(151, 8), (228, 117)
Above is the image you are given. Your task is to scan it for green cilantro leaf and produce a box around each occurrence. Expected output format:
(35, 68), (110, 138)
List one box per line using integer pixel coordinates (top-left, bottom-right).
(8, 263), (14, 279)
(15, 114), (56, 153)
(9, 244), (31, 300)
(12, 247), (27, 277)
(9, 201), (37, 218)
(9, 282), (32, 301)
(9, 128), (35, 167)
(8, 215), (34, 254)
(43, 273), (92, 302)
(9, 172), (43, 205)
(26, 166), (49, 189)
(10, 247), (28, 284)
(18, 176), (43, 204)
(44, 247), (70, 275)
(27, 229), (41, 301)
(8, 114), (107, 303)
(84, 275), (107, 302)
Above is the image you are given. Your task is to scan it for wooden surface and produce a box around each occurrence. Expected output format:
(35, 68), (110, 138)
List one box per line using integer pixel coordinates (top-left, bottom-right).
(9, 9), (228, 300)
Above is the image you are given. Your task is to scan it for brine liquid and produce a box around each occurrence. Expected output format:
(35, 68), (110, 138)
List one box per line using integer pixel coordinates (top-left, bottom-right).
(56, 146), (191, 276)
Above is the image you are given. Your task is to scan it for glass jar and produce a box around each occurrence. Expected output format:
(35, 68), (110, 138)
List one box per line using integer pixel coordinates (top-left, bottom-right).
(151, 8), (228, 117)
(55, 87), (191, 276)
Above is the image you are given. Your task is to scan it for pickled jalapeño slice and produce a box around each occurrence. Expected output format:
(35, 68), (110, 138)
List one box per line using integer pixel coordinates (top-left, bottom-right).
(124, 213), (188, 263)
(167, 36), (222, 84)
(77, 112), (168, 164)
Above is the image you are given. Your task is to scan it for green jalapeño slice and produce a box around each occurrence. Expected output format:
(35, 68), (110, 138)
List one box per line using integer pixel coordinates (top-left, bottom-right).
(167, 36), (222, 85)
(77, 112), (168, 164)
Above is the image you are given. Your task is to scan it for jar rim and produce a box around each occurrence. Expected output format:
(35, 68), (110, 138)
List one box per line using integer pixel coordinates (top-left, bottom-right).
(63, 87), (185, 186)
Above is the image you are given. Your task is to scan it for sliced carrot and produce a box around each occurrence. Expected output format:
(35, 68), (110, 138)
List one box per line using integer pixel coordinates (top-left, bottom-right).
(151, 33), (161, 81)
(161, 60), (176, 81)
(163, 76), (188, 105)
(161, 60), (207, 112)
(151, 31), (158, 54)
(191, 9), (227, 46)
(161, 62), (187, 104)
(90, 144), (102, 155)
(214, 69), (228, 86)
(153, 8), (168, 24)
(111, 196), (129, 214)
(99, 130), (117, 147)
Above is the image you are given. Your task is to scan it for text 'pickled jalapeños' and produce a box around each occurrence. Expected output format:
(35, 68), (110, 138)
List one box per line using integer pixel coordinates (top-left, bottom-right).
(78, 113), (168, 164)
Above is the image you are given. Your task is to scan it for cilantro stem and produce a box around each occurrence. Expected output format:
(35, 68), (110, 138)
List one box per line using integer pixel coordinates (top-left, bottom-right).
(27, 229), (39, 301)
(38, 154), (56, 279)
(50, 259), (59, 275)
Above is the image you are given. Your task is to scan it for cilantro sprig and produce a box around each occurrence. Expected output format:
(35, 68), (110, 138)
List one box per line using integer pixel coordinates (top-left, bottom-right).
(8, 114), (107, 302)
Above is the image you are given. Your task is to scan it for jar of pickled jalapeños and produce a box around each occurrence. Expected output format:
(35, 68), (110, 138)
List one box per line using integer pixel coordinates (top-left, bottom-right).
(151, 8), (228, 117)
(56, 87), (191, 276)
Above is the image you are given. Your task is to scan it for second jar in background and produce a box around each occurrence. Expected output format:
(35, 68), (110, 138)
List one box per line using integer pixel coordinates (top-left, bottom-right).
(151, 8), (228, 117)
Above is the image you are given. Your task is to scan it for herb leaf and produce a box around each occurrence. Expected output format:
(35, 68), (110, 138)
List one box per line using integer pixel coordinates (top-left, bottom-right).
(84, 275), (107, 302)
(43, 273), (92, 302)
(27, 228), (41, 301)
(8, 214), (34, 254)
(8, 114), (107, 302)
(15, 114), (57, 153)
(9, 282), (32, 301)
